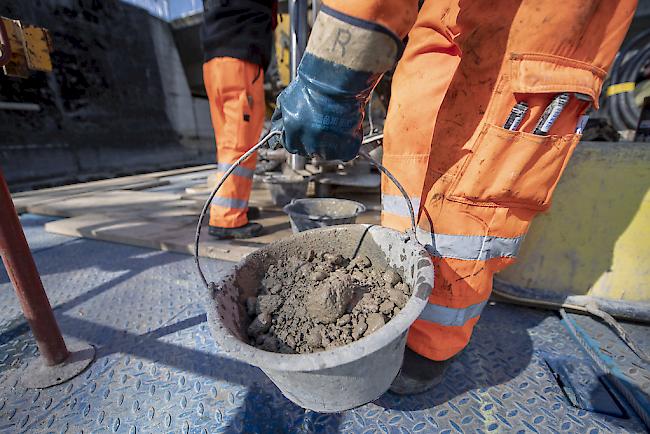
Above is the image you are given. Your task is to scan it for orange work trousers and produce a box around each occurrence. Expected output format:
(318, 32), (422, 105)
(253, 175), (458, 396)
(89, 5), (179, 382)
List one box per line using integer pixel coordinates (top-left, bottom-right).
(329, 0), (636, 361)
(203, 57), (265, 228)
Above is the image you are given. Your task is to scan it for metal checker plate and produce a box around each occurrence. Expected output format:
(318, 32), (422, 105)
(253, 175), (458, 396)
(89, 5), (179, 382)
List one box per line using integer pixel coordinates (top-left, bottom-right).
(0, 215), (647, 433)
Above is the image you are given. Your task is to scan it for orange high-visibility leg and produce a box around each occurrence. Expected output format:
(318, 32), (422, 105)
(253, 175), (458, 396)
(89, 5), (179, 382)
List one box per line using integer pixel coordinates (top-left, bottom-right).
(203, 57), (265, 228)
(381, 0), (636, 361)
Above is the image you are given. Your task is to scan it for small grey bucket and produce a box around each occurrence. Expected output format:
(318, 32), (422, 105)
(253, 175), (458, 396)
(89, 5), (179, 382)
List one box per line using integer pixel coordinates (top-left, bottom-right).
(283, 198), (366, 233)
(261, 173), (309, 207)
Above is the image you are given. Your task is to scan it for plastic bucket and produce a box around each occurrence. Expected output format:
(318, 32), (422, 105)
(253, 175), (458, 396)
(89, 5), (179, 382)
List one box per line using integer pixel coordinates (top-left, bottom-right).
(205, 224), (433, 412)
(262, 173), (309, 207)
(283, 198), (366, 233)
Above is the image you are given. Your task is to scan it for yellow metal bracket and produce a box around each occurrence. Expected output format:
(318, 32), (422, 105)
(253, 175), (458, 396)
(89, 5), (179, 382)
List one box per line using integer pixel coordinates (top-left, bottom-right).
(1, 17), (53, 78)
(275, 13), (291, 87)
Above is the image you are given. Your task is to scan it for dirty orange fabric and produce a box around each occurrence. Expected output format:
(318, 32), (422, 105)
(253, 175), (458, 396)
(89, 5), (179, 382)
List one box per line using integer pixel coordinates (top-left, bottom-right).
(203, 57), (265, 228)
(355, 0), (638, 361)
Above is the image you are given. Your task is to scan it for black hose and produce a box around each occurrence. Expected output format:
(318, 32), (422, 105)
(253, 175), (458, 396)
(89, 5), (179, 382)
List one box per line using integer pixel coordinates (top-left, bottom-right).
(606, 28), (650, 131)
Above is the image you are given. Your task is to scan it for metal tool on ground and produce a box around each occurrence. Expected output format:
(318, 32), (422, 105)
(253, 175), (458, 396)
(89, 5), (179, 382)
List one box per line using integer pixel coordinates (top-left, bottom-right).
(194, 132), (431, 411)
(0, 170), (94, 388)
(584, 302), (650, 363)
(561, 309), (650, 430)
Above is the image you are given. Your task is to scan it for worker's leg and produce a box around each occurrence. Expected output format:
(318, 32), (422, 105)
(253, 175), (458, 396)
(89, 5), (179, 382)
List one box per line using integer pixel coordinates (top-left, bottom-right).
(383, 0), (636, 393)
(381, 0), (470, 395)
(203, 57), (265, 237)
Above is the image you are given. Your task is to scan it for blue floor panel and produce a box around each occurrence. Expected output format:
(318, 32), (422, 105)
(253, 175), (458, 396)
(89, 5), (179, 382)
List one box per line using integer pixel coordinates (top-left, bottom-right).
(0, 215), (647, 433)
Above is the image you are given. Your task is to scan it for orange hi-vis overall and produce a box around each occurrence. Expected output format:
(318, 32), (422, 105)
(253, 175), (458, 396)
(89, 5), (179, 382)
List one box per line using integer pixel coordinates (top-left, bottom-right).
(203, 57), (265, 228)
(327, 0), (636, 361)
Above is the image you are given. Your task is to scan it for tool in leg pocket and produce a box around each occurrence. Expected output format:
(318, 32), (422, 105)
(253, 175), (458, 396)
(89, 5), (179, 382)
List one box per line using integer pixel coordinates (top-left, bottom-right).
(533, 93), (570, 135)
(503, 101), (529, 131)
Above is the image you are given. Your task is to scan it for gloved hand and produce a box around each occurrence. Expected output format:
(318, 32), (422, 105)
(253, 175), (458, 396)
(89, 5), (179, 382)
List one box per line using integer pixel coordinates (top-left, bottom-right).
(271, 6), (402, 161)
(271, 73), (368, 161)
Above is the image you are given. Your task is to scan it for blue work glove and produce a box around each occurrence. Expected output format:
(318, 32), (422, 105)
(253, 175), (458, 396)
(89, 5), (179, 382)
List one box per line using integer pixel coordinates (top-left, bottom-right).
(271, 6), (402, 161)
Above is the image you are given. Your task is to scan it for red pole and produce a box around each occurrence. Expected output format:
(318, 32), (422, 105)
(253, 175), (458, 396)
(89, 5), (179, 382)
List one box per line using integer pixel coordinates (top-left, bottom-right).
(0, 170), (69, 365)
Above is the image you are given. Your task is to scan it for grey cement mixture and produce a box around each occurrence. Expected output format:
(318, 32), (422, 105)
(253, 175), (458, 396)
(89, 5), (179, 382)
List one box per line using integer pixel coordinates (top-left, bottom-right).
(245, 250), (411, 353)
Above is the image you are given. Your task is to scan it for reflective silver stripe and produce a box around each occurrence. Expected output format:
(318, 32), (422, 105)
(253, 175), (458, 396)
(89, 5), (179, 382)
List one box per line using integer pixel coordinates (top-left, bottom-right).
(416, 228), (523, 261)
(217, 163), (254, 179)
(381, 194), (420, 218)
(211, 196), (248, 209)
(419, 300), (487, 327)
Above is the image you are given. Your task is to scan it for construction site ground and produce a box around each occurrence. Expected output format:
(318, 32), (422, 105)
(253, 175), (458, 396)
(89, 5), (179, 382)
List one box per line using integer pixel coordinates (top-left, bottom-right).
(1, 166), (649, 433)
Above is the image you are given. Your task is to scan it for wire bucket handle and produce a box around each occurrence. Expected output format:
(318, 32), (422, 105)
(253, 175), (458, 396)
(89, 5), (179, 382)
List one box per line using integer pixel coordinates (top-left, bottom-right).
(194, 131), (418, 290)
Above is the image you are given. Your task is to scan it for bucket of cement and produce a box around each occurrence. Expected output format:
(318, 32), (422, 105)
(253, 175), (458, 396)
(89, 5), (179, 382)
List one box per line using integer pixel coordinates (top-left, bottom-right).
(204, 224), (433, 412)
(283, 198), (366, 233)
(262, 173), (309, 207)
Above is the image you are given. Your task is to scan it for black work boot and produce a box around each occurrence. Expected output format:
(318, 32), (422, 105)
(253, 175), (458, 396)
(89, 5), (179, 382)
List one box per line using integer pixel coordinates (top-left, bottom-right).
(389, 347), (455, 395)
(246, 206), (261, 220)
(208, 222), (263, 239)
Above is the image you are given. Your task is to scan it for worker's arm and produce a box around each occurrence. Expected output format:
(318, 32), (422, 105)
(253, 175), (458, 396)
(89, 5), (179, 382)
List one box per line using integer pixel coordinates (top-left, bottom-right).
(272, 1), (418, 161)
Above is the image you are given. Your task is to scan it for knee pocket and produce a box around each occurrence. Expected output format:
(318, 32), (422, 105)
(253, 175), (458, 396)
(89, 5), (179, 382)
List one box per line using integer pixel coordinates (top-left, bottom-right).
(448, 53), (603, 211)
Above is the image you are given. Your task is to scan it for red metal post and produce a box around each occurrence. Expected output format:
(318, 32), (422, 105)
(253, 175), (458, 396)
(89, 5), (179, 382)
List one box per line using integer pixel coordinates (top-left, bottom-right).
(0, 170), (69, 365)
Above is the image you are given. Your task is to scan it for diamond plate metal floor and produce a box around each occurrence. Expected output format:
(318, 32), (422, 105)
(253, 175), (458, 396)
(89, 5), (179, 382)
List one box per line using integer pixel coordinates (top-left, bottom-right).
(1, 215), (648, 433)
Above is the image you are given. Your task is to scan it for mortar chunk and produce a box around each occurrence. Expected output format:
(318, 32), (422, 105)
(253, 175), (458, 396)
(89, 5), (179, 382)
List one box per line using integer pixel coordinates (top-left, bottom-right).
(359, 294), (379, 313)
(395, 282), (411, 296)
(351, 270), (367, 282)
(248, 312), (272, 336)
(310, 270), (328, 282)
(352, 318), (367, 339)
(351, 255), (371, 269)
(306, 274), (355, 323)
(364, 313), (385, 336)
(383, 269), (402, 287)
(375, 287), (390, 302)
(257, 294), (283, 314)
(388, 288), (408, 308)
(336, 314), (351, 326)
(379, 300), (396, 315)
(306, 327), (322, 348)
(323, 253), (346, 267)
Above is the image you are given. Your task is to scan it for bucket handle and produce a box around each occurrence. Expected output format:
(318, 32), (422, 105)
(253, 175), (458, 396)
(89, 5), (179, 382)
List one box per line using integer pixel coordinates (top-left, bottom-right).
(194, 130), (281, 290)
(358, 133), (418, 240)
(194, 131), (419, 291)
(357, 149), (418, 242)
